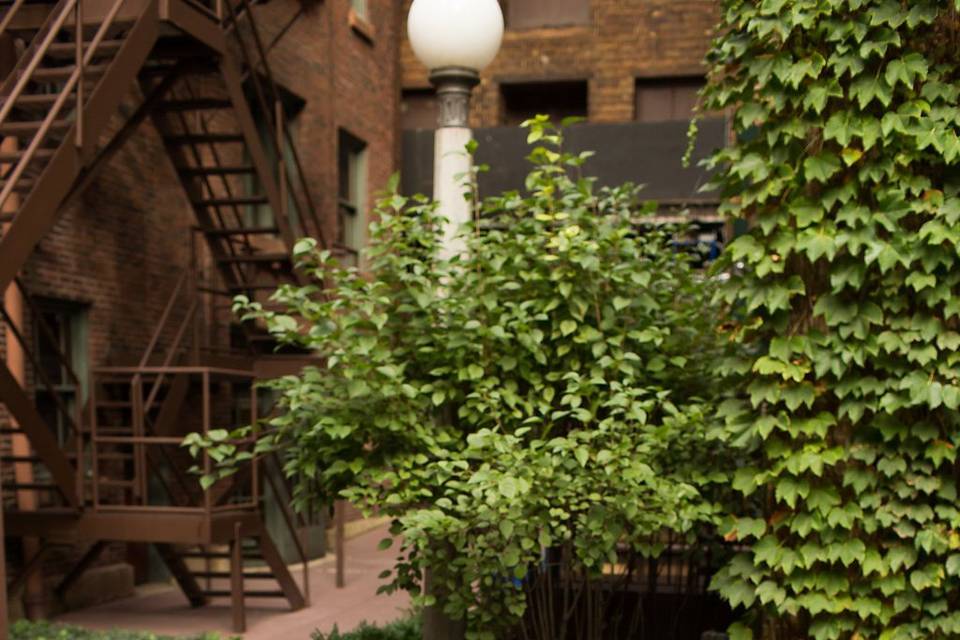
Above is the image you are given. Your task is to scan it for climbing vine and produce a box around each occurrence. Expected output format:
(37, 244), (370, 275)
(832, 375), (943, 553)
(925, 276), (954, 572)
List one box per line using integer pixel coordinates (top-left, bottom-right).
(701, 1), (960, 639)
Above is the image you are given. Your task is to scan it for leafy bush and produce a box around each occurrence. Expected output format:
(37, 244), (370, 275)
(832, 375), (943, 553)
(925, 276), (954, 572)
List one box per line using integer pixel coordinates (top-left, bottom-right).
(311, 617), (420, 640)
(9, 620), (225, 640)
(700, 1), (960, 639)
(193, 118), (727, 638)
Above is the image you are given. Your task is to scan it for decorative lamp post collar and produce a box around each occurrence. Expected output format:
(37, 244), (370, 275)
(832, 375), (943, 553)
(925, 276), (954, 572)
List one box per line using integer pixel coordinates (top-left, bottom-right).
(407, 0), (504, 128)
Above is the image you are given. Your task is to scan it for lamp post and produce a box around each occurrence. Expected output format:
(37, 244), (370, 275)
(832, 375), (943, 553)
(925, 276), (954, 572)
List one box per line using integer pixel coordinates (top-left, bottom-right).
(407, 4), (502, 638)
(407, 0), (503, 261)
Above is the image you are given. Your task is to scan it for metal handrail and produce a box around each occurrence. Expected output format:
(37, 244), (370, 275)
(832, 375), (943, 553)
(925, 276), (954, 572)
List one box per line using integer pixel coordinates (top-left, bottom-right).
(0, 0), (28, 41)
(92, 369), (258, 511)
(0, 0), (72, 103)
(138, 270), (190, 369)
(142, 296), (198, 412)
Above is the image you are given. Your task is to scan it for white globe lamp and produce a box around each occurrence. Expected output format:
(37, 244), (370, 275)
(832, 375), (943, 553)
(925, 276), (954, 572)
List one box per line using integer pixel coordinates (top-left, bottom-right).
(407, 0), (504, 127)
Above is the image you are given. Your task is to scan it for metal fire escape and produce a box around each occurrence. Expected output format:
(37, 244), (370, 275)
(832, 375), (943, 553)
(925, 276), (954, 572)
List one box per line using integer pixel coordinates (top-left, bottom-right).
(0, 0), (325, 630)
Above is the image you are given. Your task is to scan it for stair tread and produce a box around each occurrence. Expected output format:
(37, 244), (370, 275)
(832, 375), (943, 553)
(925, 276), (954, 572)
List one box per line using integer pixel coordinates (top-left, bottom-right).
(215, 252), (291, 263)
(0, 120), (71, 134)
(46, 40), (124, 56)
(178, 165), (256, 176)
(97, 480), (137, 487)
(158, 99), (232, 112)
(198, 226), (279, 236)
(0, 148), (55, 162)
(181, 552), (262, 559)
(7, 93), (77, 107)
(68, 452), (132, 460)
(200, 589), (285, 598)
(95, 427), (136, 434)
(195, 196), (269, 207)
(228, 284), (283, 291)
(32, 64), (108, 80)
(0, 179), (34, 192)
(190, 571), (277, 579)
(167, 133), (245, 144)
(7, 482), (61, 490)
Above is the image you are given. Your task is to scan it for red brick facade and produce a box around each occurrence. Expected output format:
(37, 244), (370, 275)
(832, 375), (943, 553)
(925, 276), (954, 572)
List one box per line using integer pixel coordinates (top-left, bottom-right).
(400, 0), (719, 126)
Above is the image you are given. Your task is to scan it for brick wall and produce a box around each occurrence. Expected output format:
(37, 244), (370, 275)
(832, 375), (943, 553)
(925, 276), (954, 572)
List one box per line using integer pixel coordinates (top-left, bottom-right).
(254, 0), (402, 248)
(400, 0), (719, 126)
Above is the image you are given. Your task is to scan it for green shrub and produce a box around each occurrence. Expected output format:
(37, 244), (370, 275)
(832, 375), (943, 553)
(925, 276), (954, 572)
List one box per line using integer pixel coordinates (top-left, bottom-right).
(9, 620), (226, 640)
(311, 617), (420, 640)
(189, 119), (727, 638)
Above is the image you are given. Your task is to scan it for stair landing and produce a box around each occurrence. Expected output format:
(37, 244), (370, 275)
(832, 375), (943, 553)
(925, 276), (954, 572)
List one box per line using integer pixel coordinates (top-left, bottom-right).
(5, 507), (262, 545)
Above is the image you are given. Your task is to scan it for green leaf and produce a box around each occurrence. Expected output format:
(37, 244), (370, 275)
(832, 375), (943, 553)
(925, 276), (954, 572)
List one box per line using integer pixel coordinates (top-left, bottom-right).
(574, 447), (589, 467)
(498, 477), (518, 499)
(885, 53), (929, 88)
(728, 622), (754, 640)
(804, 152), (842, 183)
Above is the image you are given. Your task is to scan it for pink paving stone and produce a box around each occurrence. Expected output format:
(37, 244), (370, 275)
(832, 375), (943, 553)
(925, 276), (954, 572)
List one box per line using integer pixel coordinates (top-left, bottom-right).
(55, 525), (411, 639)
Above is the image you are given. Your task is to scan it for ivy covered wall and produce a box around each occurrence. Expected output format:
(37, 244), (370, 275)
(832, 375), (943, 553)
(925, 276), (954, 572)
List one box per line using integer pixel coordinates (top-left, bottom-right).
(702, 1), (960, 639)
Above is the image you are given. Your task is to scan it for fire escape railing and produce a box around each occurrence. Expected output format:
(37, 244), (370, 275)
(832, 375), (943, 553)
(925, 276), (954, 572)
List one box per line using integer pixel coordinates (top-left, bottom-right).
(0, 0), (28, 39)
(0, 0), (135, 214)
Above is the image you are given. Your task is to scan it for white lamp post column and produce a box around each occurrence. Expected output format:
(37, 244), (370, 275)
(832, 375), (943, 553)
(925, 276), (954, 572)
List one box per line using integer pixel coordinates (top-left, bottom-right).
(430, 67), (478, 260)
(407, 0), (503, 260)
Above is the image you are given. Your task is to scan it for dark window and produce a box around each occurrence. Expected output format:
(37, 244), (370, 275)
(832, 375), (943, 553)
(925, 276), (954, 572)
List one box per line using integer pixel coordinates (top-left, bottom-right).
(33, 299), (87, 445)
(401, 88), (438, 130)
(350, 0), (368, 20)
(505, 0), (590, 29)
(501, 80), (588, 126)
(338, 129), (368, 266)
(243, 85), (306, 235)
(635, 77), (704, 123)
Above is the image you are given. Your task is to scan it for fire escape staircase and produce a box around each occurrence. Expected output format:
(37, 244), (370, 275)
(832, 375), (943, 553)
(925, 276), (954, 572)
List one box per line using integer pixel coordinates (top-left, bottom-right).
(0, 0), (321, 629)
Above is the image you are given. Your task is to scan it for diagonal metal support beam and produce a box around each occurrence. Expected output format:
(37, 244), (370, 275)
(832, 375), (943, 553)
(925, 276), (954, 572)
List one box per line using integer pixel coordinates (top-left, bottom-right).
(154, 543), (207, 608)
(54, 540), (108, 598)
(0, 360), (78, 509)
(7, 541), (52, 598)
(58, 61), (194, 208)
(256, 527), (305, 610)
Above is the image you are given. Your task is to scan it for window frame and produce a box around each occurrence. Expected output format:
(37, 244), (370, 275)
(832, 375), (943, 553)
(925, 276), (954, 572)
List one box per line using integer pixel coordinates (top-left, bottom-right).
(337, 128), (369, 267)
(634, 76), (706, 124)
(503, 0), (591, 30)
(32, 298), (88, 445)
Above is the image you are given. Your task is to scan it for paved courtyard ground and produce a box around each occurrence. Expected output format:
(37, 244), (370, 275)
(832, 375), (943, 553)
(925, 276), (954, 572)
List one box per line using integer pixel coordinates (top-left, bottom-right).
(55, 525), (410, 639)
